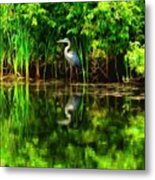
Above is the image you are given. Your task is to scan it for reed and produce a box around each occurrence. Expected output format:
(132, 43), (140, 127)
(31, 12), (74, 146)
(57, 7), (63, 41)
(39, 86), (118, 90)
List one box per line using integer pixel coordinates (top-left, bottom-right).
(0, 34), (4, 78)
(0, 5), (9, 77)
(74, 37), (86, 83)
(80, 35), (89, 83)
(23, 29), (31, 81)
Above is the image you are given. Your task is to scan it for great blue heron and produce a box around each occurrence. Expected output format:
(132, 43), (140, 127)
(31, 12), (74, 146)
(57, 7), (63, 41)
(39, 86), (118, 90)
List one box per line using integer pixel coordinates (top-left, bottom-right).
(57, 95), (81, 125)
(57, 38), (81, 81)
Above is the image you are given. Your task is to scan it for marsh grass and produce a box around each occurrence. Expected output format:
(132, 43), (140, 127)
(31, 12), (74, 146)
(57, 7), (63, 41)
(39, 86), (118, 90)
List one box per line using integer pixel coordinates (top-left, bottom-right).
(13, 20), (31, 80)
(0, 6), (6, 78)
(74, 36), (88, 83)
(0, 34), (5, 78)
(0, 5), (31, 81)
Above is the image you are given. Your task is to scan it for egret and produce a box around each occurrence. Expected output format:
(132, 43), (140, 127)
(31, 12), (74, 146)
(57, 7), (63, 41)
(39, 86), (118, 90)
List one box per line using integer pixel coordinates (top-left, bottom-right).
(57, 38), (81, 81)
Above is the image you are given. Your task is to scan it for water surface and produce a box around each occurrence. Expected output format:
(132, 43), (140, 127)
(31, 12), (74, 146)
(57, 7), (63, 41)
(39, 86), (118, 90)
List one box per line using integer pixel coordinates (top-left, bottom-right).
(0, 81), (145, 169)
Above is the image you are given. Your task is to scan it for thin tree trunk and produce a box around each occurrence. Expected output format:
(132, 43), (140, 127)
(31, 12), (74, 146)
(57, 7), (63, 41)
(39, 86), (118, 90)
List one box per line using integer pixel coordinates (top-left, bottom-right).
(0, 62), (3, 78)
(106, 56), (108, 78)
(36, 61), (40, 81)
(114, 56), (120, 82)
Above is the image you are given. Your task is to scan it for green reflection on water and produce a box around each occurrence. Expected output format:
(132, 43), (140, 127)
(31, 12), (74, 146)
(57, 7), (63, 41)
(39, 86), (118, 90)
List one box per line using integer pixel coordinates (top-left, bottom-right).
(0, 82), (145, 169)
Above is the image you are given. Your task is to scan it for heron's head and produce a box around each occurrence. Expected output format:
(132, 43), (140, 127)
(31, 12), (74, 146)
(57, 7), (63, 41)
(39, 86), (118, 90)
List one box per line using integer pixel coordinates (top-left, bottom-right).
(57, 38), (70, 44)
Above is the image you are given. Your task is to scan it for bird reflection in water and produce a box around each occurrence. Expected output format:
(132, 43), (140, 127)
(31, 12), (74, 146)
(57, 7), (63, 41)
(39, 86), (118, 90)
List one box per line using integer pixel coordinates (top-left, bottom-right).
(57, 95), (81, 126)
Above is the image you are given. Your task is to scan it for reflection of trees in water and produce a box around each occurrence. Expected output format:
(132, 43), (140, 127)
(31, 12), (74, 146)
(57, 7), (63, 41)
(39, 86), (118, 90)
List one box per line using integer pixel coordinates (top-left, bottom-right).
(0, 84), (144, 169)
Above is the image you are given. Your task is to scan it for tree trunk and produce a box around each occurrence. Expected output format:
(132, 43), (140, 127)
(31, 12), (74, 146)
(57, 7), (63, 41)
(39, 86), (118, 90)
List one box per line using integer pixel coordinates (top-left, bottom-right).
(35, 61), (40, 81)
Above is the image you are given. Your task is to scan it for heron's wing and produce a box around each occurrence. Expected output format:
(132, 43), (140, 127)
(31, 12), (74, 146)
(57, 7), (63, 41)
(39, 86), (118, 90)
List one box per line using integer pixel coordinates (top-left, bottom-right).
(68, 51), (81, 67)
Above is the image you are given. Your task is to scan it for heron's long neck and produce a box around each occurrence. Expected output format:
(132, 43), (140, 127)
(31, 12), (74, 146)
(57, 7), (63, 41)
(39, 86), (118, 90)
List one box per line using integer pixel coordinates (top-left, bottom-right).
(64, 41), (71, 54)
(65, 108), (71, 119)
(65, 104), (73, 119)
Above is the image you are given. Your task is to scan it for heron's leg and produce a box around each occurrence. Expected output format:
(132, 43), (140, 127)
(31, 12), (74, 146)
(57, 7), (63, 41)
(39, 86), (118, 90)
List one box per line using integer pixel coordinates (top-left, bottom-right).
(70, 65), (72, 82)
(75, 68), (78, 81)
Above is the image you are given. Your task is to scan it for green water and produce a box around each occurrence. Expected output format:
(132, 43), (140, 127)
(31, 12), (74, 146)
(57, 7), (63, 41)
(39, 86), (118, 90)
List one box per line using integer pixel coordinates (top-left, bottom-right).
(0, 82), (145, 169)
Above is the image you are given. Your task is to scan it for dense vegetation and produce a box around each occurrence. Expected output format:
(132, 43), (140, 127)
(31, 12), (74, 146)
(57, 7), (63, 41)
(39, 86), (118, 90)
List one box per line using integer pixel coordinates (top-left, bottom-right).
(0, 1), (145, 169)
(0, 1), (145, 82)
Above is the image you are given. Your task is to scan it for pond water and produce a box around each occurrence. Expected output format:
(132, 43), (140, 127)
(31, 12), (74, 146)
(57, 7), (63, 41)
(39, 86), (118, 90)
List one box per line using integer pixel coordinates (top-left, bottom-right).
(0, 81), (145, 169)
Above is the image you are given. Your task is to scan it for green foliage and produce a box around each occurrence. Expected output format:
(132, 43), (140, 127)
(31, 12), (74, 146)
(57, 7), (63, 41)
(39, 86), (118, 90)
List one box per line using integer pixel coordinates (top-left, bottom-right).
(0, 1), (144, 81)
(125, 42), (144, 76)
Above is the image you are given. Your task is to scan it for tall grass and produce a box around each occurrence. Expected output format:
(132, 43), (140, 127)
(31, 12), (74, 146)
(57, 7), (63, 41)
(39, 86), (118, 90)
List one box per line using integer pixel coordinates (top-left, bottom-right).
(13, 19), (31, 80)
(80, 35), (89, 83)
(79, 41), (86, 83)
(0, 5), (31, 81)
(23, 29), (31, 81)
(0, 33), (5, 78)
(74, 36), (87, 83)
(0, 5), (7, 78)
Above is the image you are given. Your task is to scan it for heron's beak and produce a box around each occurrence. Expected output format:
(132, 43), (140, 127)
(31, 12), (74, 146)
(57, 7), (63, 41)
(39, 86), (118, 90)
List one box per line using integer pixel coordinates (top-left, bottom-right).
(57, 39), (64, 43)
